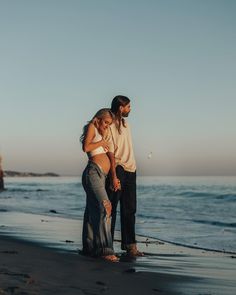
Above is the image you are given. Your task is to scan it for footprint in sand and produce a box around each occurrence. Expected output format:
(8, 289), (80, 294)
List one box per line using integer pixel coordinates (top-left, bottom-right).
(0, 251), (18, 254)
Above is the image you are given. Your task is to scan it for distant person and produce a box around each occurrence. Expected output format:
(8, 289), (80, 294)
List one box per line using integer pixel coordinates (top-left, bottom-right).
(0, 155), (4, 191)
(106, 95), (144, 257)
(80, 108), (118, 262)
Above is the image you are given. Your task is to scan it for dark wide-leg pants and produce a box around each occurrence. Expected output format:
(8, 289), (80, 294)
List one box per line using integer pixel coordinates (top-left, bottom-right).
(107, 165), (137, 250)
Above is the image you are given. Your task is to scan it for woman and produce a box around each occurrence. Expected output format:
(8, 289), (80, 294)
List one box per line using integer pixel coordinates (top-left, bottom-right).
(80, 108), (118, 262)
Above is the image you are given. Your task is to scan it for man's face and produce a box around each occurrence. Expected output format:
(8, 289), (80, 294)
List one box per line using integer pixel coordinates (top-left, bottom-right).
(121, 103), (131, 117)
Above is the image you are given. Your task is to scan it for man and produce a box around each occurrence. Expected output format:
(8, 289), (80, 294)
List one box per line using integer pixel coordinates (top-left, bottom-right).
(106, 95), (143, 257)
(0, 155), (4, 191)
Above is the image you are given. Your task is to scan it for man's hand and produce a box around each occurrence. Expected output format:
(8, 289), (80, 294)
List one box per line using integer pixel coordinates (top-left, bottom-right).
(112, 177), (121, 192)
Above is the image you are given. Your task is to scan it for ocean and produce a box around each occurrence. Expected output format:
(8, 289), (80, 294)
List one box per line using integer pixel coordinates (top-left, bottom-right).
(0, 176), (236, 254)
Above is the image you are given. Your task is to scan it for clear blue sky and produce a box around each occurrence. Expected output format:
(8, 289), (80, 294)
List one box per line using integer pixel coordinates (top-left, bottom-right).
(0, 0), (236, 176)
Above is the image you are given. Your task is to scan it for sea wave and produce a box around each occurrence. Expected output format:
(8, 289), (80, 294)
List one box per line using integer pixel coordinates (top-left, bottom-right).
(192, 219), (236, 228)
(215, 193), (236, 201)
(4, 188), (49, 193)
(137, 213), (166, 220)
(176, 191), (217, 198)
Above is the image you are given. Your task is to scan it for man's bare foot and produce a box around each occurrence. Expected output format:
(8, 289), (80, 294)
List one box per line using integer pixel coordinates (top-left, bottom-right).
(126, 244), (144, 257)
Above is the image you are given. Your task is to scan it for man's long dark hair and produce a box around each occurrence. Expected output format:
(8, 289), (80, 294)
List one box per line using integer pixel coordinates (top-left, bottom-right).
(111, 95), (130, 133)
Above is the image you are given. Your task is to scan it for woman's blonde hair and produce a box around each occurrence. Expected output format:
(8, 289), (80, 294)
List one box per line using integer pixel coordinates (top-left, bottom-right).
(80, 108), (113, 143)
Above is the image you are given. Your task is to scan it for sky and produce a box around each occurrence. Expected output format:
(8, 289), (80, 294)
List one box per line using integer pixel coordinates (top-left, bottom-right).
(0, 0), (236, 176)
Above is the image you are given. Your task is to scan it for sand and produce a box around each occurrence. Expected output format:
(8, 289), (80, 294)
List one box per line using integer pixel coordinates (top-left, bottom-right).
(1, 233), (236, 295)
(0, 235), (181, 295)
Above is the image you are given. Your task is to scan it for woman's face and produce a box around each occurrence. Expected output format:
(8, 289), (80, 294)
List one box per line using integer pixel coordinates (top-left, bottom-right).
(98, 115), (113, 132)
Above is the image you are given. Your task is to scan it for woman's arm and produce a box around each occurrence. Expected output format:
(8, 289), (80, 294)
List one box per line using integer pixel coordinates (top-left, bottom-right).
(82, 123), (109, 153)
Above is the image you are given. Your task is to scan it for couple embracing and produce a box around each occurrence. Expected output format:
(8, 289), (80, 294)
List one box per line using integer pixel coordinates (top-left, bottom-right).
(80, 95), (143, 262)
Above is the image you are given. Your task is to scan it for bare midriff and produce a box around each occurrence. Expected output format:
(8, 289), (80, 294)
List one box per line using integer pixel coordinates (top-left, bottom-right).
(90, 153), (110, 175)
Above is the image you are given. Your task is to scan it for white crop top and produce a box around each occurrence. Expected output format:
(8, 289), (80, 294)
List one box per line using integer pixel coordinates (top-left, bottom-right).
(87, 126), (107, 158)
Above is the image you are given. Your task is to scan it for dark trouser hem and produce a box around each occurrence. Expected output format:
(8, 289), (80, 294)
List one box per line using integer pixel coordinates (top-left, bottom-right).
(94, 247), (115, 257)
(121, 242), (137, 251)
(82, 247), (115, 257)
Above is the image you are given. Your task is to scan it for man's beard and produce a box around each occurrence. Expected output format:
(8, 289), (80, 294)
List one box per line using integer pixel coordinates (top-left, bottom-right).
(122, 111), (130, 117)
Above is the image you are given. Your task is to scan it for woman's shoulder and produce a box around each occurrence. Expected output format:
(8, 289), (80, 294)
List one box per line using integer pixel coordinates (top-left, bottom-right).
(86, 122), (97, 136)
(87, 122), (96, 130)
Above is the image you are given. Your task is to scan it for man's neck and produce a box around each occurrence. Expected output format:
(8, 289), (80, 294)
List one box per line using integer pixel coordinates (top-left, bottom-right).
(115, 115), (126, 122)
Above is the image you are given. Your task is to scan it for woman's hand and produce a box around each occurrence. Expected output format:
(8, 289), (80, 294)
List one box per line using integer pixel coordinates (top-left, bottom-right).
(99, 139), (109, 151)
(103, 200), (112, 217)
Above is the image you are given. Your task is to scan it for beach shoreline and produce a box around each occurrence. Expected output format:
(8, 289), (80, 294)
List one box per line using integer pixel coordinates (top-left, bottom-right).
(1, 225), (236, 294)
(2, 175), (236, 254)
(1, 182), (236, 294)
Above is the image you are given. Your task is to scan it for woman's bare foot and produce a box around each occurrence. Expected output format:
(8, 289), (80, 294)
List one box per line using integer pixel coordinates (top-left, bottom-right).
(102, 255), (119, 262)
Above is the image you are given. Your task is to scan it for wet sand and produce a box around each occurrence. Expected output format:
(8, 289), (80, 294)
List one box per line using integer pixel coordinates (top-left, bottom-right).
(0, 235), (191, 295)
(0, 212), (236, 294)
